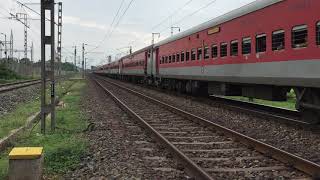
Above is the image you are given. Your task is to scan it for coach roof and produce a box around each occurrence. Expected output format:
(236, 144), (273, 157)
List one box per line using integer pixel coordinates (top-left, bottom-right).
(154, 0), (283, 47)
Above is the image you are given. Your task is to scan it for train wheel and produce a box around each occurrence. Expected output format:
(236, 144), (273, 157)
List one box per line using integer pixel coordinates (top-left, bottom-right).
(186, 81), (192, 94)
(295, 88), (320, 124)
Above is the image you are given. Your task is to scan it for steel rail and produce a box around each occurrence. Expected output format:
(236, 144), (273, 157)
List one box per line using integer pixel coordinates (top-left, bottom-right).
(0, 79), (40, 88)
(97, 76), (320, 178)
(0, 76), (70, 94)
(104, 77), (312, 127)
(0, 80), (41, 94)
(208, 95), (311, 126)
(93, 77), (214, 180)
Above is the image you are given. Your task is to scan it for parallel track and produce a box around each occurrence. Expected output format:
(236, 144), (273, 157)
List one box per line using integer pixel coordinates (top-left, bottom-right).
(0, 79), (41, 94)
(92, 75), (320, 179)
(208, 95), (313, 127)
(0, 76), (71, 94)
(102, 76), (313, 128)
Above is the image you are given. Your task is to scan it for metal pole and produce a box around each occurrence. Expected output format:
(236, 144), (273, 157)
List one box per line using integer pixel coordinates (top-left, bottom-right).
(50, 0), (56, 131)
(10, 30), (13, 60)
(40, 1), (46, 134)
(85, 58), (87, 75)
(4, 34), (7, 60)
(40, 0), (55, 134)
(57, 2), (62, 76)
(82, 43), (84, 78)
(73, 46), (77, 71)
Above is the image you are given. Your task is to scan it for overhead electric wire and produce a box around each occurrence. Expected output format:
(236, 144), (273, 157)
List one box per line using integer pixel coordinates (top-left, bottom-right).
(157, 0), (217, 36)
(151, 0), (194, 31)
(15, 0), (58, 26)
(128, 0), (194, 47)
(87, 0), (126, 53)
(88, 0), (135, 54)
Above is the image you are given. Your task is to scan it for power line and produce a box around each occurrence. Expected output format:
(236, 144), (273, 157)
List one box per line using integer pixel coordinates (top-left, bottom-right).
(157, 0), (218, 38)
(15, 0), (58, 26)
(151, 0), (194, 31)
(87, 0), (126, 52)
(128, 0), (195, 47)
(88, 0), (135, 53)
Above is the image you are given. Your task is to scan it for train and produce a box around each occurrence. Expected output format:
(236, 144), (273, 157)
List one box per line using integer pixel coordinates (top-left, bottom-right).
(95, 0), (320, 124)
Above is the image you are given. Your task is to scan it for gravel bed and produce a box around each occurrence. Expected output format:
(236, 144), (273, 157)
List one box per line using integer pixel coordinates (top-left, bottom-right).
(96, 78), (309, 179)
(104, 77), (320, 165)
(65, 80), (188, 179)
(0, 85), (40, 117)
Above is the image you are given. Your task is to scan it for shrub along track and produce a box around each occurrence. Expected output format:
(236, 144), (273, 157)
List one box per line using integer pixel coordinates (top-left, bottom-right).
(92, 75), (320, 179)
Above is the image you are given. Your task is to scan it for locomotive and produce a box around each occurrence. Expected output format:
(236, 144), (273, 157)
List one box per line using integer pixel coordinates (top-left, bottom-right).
(96, 0), (320, 124)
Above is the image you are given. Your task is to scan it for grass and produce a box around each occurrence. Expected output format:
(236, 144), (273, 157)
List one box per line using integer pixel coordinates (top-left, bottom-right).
(0, 80), (88, 179)
(0, 80), (76, 139)
(227, 90), (296, 110)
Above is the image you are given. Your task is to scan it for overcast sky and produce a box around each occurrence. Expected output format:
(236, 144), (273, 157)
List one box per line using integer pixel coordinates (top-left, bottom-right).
(0, 0), (256, 67)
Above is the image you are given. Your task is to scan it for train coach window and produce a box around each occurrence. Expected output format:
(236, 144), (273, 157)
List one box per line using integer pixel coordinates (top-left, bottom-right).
(292, 25), (308, 48)
(186, 51), (190, 61)
(191, 49), (196, 60)
(197, 48), (202, 60)
(256, 34), (266, 53)
(177, 53), (180, 62)
(220, 43), (227, 57)
(165, 56), (168, 63)
(169, 56), (172, 63)
(272, 30), (285, 51)
(211, 44), (218, 58)
(172, 54), (176, 63)
(181, 52), (185, 62)
(204, 46), (210, 59)
(242, 37), (251, 55)
(230, 40), (238, 56)
(316, 22), (320, 45)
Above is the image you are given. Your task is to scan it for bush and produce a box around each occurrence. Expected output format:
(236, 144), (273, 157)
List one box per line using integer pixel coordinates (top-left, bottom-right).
(0, 63), (20, 80)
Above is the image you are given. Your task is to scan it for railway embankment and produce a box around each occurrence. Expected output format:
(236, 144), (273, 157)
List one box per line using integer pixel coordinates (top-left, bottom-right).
(0, 79), (88, 179)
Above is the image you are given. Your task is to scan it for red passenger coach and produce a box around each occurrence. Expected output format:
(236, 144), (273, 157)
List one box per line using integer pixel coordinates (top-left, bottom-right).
(97, 0), (320, 123)
(120, 46), (152, 82)
(154, 0), (320, 123)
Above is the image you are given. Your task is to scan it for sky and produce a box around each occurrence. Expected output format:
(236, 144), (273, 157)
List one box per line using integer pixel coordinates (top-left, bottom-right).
(0, 0), (256, 67)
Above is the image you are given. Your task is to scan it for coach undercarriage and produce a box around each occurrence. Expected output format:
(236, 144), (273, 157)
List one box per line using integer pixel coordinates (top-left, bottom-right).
(100, 74), (320, 124)
(295, 88), (320, 124)
(157, 78), (320, 124)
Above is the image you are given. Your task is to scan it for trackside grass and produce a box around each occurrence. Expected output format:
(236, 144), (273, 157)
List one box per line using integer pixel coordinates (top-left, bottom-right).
(0, 80), (75, 139)
(0, 80), (88, 179)
(227, 90), (296, 110)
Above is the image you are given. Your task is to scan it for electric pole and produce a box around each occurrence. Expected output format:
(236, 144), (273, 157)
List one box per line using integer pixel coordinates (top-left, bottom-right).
(73, 46), (77, 71)
(82, 43), (85, 78)
(10, 30), (13, 60)
(15, 13), (28, 59)
(30, 42), (33, 62)
(41, 0), (55, 134)
(57, 2), (62, 76)
(0, 33), (8, 60)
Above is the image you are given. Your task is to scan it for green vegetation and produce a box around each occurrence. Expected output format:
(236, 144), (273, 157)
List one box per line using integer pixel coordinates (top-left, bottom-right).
(0, 80), (88, 178)
(227, 90), (296, 110)
(0, 80), (76, 139)
(0, 63), (21, 82)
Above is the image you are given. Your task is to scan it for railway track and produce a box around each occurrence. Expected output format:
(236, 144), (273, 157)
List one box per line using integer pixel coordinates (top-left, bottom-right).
(207, 95), (313, 127)
(0, 79), (41, 94)
(0, 76), (73, 94)
(92, 75), (320, 179)
(101, 76), (313, 128)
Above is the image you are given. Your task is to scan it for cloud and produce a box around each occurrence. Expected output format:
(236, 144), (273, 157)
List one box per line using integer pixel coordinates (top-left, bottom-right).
(64, 15), (107, 31)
